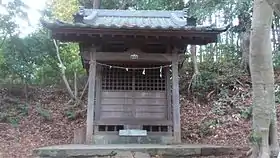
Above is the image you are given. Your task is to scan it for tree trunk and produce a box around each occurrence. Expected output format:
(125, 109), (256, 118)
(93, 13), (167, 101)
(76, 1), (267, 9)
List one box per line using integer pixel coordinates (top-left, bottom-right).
(275, 15), (280, 53)
(238, 11), (251, 74)
(250, 0), (279, 157)
(24, 79), (28, 102)
(240, 30), (251, 74)
(93, 0), (101, 9)
(188, 45), (200, 92)
(272, 20), (277, 51)
(191, 45), (199, 74)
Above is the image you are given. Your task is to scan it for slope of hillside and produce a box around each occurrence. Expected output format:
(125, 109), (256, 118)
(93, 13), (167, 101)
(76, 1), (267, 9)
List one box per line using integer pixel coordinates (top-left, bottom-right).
(1, 72), (278, 157)
(0, 87), (85, 158)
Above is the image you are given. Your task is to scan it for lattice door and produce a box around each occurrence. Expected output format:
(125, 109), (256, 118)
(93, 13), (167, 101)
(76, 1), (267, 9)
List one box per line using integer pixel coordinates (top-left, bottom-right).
(101, 65), (167, 120)
(102, 66), (133, 91)
(102, 65), (166, 91)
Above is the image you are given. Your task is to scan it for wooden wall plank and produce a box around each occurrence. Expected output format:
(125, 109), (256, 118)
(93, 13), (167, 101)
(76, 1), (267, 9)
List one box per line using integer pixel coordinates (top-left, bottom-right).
(134, 92), (166, 98)
(100, 104), (166, 119)
(101, 97), (166, 105)
(101, 98), (133, 104)
(101, 104), (133, 112)
(134, 98), (166, 105)
(100, 111), (133, 118)
(136, 112), (165, 119)
(101, 91), (166, 99)
(102, 91), (133, 98)
(135, 105), (166, 113)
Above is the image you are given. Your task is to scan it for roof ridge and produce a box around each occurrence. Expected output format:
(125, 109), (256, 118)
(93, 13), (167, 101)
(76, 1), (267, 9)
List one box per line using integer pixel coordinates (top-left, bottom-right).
(83, 9), (184, 18)
(84, 8), (184, 12)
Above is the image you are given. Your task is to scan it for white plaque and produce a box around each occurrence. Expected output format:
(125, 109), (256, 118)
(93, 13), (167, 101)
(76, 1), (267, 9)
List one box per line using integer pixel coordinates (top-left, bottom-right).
(119, 129), (147, 136)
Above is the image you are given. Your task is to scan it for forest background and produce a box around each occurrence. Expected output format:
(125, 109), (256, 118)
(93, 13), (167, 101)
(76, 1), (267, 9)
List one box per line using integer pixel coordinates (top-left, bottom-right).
(1, 0), (280, 157)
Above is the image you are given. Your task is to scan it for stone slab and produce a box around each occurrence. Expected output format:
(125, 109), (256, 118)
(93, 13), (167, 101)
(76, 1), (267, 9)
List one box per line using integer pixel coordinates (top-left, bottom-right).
(33, 144), (235, 158)
(133, 152), (151, 158)
(115, 151), (133, 158)
(93, 134), (173, 144)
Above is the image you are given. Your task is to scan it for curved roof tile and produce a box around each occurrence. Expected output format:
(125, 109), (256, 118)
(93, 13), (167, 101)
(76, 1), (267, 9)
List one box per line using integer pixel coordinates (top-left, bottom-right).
(41, 9), (230, 33)
(82, 9), (187, 29)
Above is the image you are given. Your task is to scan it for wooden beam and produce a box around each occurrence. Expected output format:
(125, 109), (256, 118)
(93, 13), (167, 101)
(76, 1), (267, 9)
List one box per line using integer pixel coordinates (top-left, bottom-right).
(54, 33), (182, 43)
(52, 28), (224, 37)
(81, 51), (173, 62)
(86, 48), (96, 144)
(53, 32), (213, 45)
(172, 49), (181, 143)
(94, 119), (173, 125)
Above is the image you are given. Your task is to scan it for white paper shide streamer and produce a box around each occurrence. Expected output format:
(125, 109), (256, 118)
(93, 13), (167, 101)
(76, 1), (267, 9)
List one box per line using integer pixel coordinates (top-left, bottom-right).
(94, 61), (171, 76)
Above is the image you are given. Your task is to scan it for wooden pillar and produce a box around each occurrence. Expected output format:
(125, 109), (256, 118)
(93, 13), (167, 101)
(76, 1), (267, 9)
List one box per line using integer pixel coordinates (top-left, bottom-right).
(94, 65), (101, 133)
(172, 50), (181, 143)
(86, 48), (96, 144)
(166, 68), (172, 121)
(166, 45), (172, 122)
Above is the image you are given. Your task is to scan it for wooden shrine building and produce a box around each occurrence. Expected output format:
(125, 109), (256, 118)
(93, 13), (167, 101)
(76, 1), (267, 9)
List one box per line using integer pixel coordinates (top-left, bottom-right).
(42, 8), (227, 144)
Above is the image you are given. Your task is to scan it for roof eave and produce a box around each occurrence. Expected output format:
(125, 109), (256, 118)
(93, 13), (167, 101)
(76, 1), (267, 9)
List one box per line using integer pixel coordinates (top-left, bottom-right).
(41, 20), (229, 35)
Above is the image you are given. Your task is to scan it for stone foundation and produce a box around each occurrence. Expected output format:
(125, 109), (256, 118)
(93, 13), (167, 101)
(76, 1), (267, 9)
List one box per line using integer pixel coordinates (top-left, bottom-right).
(33, 144), (236, 158)
(93, 134), (173, 144)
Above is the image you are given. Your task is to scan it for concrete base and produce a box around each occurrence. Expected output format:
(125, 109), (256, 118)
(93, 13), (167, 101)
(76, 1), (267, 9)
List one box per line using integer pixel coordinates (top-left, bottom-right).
(93, 134), (173, 144)
(33, 144), (236, 158)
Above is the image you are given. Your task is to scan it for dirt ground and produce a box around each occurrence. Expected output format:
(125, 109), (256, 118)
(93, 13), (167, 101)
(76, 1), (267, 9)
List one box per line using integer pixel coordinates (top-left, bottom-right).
(0, 73), (273, 158)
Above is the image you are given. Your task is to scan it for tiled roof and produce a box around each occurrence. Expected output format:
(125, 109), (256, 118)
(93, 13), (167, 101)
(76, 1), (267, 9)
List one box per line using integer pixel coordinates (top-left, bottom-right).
(42, 9), (229, 32)
(82, 9), (187, 29)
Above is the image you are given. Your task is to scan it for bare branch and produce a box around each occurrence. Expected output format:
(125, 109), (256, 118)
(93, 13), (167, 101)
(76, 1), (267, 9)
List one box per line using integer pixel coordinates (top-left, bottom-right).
(53, 39), (76, 100)
(79, 78), (89, 101)
(0, 33), (7, 49)
(266, 0), (280, 16)
(74, 71), (77, 98)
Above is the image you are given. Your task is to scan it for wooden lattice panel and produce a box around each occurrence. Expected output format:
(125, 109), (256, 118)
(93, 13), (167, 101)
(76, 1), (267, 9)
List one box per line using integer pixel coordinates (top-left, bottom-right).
(134, 68), (166, 91)
(102, 65), (166, 91)
(102, 66), (133, 90)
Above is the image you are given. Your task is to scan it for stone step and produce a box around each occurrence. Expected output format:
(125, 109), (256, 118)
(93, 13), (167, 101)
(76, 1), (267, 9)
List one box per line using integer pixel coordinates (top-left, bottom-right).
(133, 152), (151, 158)
(113, 151), (151, 158)
(33, 144), (236, 158)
